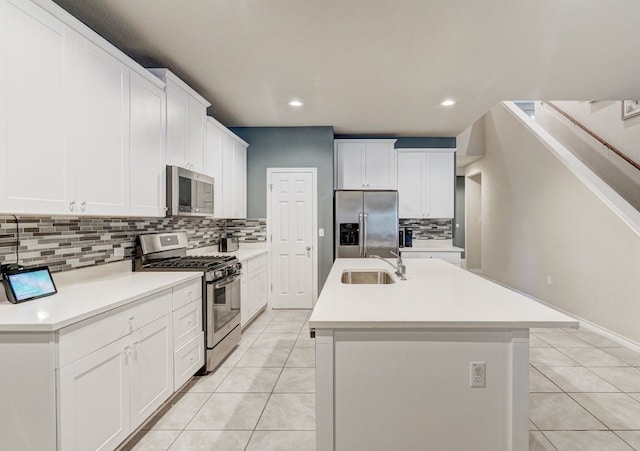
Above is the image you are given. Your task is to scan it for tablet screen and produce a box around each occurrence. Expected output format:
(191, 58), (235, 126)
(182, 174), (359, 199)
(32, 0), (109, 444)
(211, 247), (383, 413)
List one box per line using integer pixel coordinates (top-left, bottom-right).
(5, 267), (57, 302)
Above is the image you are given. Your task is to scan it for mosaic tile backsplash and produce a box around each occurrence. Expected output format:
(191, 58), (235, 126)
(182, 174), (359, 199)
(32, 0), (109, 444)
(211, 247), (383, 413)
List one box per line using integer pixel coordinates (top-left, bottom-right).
(0, 216), (266, 273)
(399, 218), (452, 240)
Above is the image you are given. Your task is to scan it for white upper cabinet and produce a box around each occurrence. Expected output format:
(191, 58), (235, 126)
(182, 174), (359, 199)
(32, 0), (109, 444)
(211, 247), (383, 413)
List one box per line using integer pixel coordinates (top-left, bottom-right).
(129, 71), (167, 217)
(205, 117), (224, 216)
(334, 139), (397, 190)
(206, 117), (247, 219)
(0, 0), (75, 215)
(149, 69), (210, 173)
(0, 0), (167, 217)
(74, 36), (130, 216)
(398, 149), (455, 219)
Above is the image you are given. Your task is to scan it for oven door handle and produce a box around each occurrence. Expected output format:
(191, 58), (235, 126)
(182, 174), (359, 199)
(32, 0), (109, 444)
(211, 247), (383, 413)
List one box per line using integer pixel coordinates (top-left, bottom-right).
(208, 275), (241, 289)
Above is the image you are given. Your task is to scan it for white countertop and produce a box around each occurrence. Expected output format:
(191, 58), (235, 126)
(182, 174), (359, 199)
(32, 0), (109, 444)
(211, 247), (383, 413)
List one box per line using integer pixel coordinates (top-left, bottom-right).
(309, 258), (578, 330)
(188, 243), (268, 262)
(0, 261), (201, 332)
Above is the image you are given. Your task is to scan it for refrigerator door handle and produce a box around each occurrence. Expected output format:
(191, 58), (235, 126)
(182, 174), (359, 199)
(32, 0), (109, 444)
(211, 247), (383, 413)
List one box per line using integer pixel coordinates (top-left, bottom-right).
(358, 212), (364, 257)
(363, 212), (368, 257)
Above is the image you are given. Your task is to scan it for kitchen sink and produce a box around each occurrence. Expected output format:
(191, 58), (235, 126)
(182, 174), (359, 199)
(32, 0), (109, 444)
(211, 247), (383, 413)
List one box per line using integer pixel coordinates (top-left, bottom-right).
(341, 270), (395, 284)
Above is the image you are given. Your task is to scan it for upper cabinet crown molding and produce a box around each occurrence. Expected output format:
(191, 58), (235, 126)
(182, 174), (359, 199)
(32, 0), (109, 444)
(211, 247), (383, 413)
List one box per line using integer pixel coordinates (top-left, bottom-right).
(334, 139), (398, 190)
(147, 69), (211, 108)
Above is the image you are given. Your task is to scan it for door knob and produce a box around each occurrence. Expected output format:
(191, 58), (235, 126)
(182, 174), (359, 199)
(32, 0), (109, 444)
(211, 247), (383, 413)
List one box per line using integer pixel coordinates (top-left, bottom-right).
(306, 246), (311, 251)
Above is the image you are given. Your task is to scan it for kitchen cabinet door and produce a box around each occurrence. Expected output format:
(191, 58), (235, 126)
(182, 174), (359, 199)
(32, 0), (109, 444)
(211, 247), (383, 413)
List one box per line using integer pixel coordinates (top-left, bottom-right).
(240, 270), (249, 326)
(205, 118), (224, 217)
(0, 0), (75, 215)
(397, 149), (455, 219)
(74, 35), (130, 215)
(187, 97), (206, 173)
(58, 336), (131, 451)
(150, 69), (210, 172)
(427, 152), (455, 218)
(335, 142), (365, 189)
(364, 142), (397, 189)
(398, 152), (424, 218)
(129, 315), (173, 430)
(233, 141), (247, 218)
(335, 140), (397, 190)
(221, 133), (236, 218)
(165, 79), (189, 168)
(130, 71), (166, 217)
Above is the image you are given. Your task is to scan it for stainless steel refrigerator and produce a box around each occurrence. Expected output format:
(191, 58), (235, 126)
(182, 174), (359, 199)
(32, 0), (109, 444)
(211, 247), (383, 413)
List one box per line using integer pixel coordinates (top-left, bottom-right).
(335, 190), (399, 258)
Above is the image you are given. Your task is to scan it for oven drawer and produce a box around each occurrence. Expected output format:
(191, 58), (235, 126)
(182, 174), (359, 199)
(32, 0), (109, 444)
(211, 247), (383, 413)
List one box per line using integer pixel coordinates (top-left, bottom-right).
(174, 331), (204, 390)
(173, 299), (203, 350)
(59, 289), (173, 368)
(173, 279), (202, 310)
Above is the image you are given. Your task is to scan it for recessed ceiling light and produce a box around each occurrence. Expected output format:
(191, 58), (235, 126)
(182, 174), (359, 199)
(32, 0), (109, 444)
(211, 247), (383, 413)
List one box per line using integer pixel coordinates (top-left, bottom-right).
(288, 100), (303, 107)
(441, 99), (456, 107)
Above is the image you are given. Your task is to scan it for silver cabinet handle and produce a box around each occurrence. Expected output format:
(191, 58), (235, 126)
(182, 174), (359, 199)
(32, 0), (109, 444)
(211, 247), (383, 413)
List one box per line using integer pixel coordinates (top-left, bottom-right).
(69, 201), (75, 212)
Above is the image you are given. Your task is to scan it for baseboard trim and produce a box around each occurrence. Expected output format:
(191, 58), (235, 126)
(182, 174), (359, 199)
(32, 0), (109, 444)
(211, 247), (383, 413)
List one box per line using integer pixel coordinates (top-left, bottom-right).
(476, 272), (640, 353)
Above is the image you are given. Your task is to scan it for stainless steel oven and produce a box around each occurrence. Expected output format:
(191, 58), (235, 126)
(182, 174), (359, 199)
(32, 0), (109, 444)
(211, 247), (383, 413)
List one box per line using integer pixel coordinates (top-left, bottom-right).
(204, 265), (242, 371)
(134, 232), (242, 373)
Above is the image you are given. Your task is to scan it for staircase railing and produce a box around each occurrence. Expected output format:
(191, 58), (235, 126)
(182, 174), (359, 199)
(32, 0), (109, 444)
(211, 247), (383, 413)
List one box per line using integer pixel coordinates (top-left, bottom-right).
(543, 101), (640, 172)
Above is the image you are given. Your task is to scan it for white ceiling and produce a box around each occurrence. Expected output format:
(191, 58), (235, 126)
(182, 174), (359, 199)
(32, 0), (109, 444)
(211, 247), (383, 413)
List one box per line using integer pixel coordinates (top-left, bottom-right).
(53, 0), (640, 136)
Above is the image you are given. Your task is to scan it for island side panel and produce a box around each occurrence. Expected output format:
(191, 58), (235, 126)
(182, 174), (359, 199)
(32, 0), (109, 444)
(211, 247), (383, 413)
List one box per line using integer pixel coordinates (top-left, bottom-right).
(330, 329), (529, 451)
(0, 332), (57, 451)
(315, 329), (334, 451)
(509, 329), (530, 451)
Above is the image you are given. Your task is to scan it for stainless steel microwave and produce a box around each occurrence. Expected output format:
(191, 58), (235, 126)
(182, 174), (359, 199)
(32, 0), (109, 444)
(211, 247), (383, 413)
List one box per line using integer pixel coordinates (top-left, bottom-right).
(166, 165), (214, 217)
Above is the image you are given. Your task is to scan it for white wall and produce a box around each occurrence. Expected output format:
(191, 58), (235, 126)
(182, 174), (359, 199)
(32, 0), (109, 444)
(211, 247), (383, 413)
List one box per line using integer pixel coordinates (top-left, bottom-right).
(465, 103), (640, 343)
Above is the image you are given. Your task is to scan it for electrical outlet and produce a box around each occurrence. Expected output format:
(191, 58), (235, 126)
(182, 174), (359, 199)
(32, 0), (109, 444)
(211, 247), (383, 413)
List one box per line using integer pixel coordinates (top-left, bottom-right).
(470, 361), (486, 388)
(318, 228), (324, 237)
(546, 275), (552, 285)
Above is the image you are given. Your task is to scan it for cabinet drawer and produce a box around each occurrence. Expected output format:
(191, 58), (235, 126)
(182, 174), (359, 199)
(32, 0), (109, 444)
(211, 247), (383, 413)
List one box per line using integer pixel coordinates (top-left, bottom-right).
(172, 278), (202, 310)
(173, 300), (203, 350)
(59, 289), (172, 368)
(174, 332), (204, 390)
(247, 253), (267, 272)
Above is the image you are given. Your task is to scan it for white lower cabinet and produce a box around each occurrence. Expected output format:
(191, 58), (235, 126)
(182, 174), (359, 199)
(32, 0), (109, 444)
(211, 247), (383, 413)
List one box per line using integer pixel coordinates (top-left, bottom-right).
(55, 279), (203, 450)
(58, 336), (131, 451)
(130, 315), (174, 430)
(58, 315), (173, 450)
(241, 253), (269, 327)
(174, 331), (205, 391)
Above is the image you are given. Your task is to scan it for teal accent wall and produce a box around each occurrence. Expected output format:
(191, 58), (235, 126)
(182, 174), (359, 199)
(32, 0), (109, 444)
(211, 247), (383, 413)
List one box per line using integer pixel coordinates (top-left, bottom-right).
(230, 126), (335, 291)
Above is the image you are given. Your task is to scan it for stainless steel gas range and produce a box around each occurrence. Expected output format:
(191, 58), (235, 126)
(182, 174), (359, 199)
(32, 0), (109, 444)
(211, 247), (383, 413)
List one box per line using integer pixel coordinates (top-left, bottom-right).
(134, 232), (241, 373)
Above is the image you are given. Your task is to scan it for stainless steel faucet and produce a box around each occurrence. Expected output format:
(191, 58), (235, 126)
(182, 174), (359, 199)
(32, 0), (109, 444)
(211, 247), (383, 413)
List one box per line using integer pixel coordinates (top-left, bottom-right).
(369, 251), (407, 280)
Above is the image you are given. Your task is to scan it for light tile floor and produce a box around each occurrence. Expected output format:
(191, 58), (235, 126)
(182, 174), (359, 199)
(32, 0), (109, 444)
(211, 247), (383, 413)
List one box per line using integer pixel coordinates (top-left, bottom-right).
(123, 311), (640, 450)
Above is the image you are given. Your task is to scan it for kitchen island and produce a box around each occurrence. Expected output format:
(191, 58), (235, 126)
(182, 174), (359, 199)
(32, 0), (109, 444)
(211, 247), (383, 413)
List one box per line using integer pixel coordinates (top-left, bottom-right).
(309, 258), (578, 451)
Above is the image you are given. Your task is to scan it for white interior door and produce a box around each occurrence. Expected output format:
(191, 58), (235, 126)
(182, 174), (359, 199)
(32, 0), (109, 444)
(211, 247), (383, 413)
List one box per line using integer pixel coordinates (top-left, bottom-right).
(268, 169), (317, 309)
